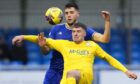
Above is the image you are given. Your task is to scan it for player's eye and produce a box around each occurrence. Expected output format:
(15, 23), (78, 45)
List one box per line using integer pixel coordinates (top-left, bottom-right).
(72, 30), (75, 33)
(65, 12), (68, 15)
(70, 11), (74, 14)
(77, 30), (81, 33)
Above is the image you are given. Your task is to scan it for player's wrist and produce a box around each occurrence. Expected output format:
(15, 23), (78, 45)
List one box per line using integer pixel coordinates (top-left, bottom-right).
(40, 45), (50, 54)
(22, 35), (27, 40)
(40, 44), (48, 49)
(124, 69), (128, 74)
(105, 19), (110, 22)
(17, 35), (24, 41)
(40, 45), (46, 48)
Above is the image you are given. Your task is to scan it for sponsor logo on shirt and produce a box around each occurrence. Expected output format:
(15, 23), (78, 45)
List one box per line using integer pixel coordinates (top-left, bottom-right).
(58, 32), (62, 35)
(69, 49), (89, 55)
(86, 42), (91, 47)
(49, 32), (51, 36)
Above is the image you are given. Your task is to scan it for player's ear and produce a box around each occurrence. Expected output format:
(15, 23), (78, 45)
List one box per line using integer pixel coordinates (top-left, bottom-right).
(83, 31), (86, 37)
(77, 11), (80, 18)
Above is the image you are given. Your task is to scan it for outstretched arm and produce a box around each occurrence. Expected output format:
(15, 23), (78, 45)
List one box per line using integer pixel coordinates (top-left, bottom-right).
(95, 44), (138, 80)
(12, 35), (38, 46)
(93, 11), (110, 43)
(12, 34), (50, 55)
(104, 55), (137, 80)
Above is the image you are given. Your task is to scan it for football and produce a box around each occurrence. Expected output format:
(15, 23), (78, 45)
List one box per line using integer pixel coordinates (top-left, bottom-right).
(45, 7), (63, 25)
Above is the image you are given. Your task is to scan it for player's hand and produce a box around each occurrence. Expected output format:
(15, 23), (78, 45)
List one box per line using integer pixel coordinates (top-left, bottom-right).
(38, 32), (50, 54)
(38, 32), (46, 47)
(12, 35), (24, 46)
(101, 11), (110, 21)
(125, 70), (138, 80)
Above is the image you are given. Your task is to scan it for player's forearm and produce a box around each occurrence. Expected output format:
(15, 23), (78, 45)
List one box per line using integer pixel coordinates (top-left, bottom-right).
(92, 21), (110, 43)
(40, 45), (50, 55)
(96, 44), (127, 72)
(104, 55), (128, 72)
(102, 21), (110, 43)
(23, 35), (38, 43)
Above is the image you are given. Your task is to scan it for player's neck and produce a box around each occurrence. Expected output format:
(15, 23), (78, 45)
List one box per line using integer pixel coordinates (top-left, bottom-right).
(65, 21), (78, 30)
(65, 23), (73, 30)
(65, 22), (77, 30)
(74, 40), (85, 44)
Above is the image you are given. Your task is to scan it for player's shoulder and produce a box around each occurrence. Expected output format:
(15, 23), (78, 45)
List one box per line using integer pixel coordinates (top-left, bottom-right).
(49, 23), (65, 33)
(86, 26), (95, 30)
(62, 39), (70, 43)
(47, 38), (68, 42)
(86, 26), (96, 33)
(55, 39), (69, 42)
(87, 26), (93, 29)
(55, 39), (70, 45)
(50, 23), (65, 32)
(86, 41), (98, 47)
(52, 23), (65, 28)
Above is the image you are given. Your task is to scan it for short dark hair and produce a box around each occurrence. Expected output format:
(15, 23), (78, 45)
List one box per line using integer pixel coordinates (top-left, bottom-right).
(65, 2), (79, 10)
(73, 22), (87, 31)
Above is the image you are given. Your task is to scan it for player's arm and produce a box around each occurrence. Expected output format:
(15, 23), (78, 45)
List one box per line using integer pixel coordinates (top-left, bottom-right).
(39, 45), (50, 54)
(38, 26), (56, 54)
(38, 32), (50, 54)
(45, 39), (63, 53)
(12, 35), (38, 46)
(37, 32), (63, 53)
(95, 44), (128, 72)
(95, 44), (138, 80)
(12, 34), (62, 52)
(93, 11), (110, 43)
(38, 33), (51, 54)
(12, 34), (48, 47)
(37, 32), (63, 54)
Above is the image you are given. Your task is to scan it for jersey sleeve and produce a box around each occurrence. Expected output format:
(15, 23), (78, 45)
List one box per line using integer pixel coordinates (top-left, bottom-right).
(85, 27), (96, 40)
(95, 44), (128, 72)
(23, 35), (38, 43)
(48, 26), (57, 39)
(46, 38), (63, 52)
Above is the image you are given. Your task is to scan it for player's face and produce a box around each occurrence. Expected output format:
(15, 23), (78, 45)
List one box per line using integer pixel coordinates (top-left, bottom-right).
(65, 7), (79, 26)
(72, 27), (86, 43)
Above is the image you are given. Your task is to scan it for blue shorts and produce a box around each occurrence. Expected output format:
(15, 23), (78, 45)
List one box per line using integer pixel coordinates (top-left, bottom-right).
(43, 69), (62, 84)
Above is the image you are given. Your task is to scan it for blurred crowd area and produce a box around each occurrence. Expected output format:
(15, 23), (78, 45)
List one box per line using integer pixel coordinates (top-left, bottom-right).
(0, 27), (140, 66)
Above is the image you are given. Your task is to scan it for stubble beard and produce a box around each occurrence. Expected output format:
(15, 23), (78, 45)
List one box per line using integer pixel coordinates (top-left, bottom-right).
(67, 19), (77, 26)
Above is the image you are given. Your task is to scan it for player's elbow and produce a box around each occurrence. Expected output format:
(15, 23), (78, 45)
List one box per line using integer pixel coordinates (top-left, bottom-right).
(94, 38), (109, 43)
(100, 33), (111, 43)
(99, 37), (110, 43)
(93, 33), (110, 43)
(102, 38), (110, 43)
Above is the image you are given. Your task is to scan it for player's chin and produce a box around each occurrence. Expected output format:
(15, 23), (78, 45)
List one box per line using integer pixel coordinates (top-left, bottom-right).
(73, 38), (78, 42)
(67, 20), (75, 25)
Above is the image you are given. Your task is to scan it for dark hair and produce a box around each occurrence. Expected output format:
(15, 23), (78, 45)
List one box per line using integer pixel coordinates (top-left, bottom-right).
(65, 2), (79, 10)
(73, 22), (87, 31)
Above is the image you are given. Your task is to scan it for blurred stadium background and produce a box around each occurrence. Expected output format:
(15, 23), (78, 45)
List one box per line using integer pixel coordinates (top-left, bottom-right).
(0, 0), (140, 84)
